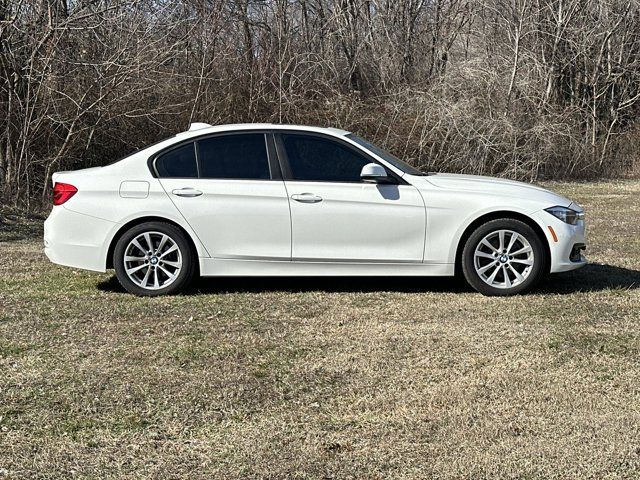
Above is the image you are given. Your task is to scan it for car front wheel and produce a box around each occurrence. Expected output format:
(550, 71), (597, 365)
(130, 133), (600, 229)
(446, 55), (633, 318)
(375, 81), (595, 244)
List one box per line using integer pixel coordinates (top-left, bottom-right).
(461, 218), (547, 296)
(114, 221), (196, 296)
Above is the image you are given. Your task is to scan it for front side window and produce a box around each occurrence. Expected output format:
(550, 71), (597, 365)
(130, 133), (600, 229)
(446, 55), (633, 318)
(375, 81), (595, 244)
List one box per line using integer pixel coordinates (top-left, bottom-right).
(281, 134), (372, 182)
(198, 133), (270, 180)
(155, 143), (198, 178)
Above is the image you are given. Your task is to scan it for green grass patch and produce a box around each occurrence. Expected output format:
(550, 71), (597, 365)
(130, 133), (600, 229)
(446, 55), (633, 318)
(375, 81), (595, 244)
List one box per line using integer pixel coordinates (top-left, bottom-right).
(0, 343), (33, 358)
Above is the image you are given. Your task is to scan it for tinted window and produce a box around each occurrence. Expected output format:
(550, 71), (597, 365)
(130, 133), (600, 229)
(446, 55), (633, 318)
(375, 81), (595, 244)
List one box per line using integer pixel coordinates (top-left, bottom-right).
(198, 134), (270, 180)
(346, 134), (426, 175)
(282, 134), (371, 182)
(155, 143), (198, 178)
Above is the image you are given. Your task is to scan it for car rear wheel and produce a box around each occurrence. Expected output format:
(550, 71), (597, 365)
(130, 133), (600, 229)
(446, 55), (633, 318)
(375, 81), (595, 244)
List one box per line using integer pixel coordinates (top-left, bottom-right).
(461, 218), (546, 296)
(114, 222), (196, 296)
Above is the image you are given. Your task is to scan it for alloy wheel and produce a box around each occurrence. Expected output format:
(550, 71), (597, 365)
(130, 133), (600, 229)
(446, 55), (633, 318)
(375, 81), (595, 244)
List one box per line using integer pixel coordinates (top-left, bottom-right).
(123, 231), (182, 290)
(473, 229), (535, 289)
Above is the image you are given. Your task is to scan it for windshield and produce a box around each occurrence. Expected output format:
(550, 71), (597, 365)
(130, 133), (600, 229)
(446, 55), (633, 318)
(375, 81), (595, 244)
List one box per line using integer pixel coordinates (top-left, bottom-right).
(346, 134), (427, 176)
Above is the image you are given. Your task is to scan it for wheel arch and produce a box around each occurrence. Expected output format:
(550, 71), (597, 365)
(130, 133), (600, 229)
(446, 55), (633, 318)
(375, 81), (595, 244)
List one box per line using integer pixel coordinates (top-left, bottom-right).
(454, 211), (551, 276)
(106, 216), (201, 270)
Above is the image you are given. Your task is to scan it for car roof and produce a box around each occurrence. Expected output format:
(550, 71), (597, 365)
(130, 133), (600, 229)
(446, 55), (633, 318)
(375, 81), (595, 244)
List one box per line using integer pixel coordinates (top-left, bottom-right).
(177, 123), (351, 138)
(129, 122), (355, 165)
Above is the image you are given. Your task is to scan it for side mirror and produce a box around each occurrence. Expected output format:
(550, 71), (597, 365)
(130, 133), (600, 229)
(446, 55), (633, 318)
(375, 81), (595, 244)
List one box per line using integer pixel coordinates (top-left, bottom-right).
(360, 163), (389, 183)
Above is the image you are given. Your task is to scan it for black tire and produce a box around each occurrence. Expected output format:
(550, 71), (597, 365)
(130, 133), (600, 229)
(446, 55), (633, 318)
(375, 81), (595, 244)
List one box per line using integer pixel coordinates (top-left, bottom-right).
(461, 218), (547, 296)
(113, 221), (196, 296)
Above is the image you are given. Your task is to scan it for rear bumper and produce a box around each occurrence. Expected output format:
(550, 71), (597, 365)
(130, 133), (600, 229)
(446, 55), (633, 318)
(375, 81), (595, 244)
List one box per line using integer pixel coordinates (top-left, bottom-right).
(532, 210), (587, 273)
(44, 207), (115, 272)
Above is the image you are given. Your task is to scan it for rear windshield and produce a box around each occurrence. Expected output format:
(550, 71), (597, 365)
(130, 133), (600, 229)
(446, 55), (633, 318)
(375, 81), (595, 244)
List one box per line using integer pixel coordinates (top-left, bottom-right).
(107, 135), (178, 166)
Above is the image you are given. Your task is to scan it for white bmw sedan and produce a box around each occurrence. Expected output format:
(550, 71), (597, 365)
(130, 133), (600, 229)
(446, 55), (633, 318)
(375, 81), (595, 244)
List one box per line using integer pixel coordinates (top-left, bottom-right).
(44, 123), (586, 296)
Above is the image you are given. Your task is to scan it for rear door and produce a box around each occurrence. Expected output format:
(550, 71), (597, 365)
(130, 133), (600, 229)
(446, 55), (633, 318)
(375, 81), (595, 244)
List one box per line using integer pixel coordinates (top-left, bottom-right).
(276, 132), (426, 262)
(155, 132), (291, 260)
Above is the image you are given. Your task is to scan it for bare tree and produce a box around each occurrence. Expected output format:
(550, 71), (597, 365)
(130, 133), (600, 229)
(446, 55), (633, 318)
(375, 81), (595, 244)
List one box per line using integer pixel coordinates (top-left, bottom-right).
(1, 0), (639, 209)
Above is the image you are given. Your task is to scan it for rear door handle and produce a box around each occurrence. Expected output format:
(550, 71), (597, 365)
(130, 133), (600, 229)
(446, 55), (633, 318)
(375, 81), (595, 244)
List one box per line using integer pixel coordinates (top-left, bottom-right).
(291, 193), (323, 203)
(172, 188), (203, 197)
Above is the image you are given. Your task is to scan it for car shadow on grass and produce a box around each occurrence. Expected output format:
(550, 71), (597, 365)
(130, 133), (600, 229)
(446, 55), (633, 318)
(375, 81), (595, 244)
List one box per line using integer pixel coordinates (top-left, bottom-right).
(97, 263), (640, 295)
(536, 263), (640, 294)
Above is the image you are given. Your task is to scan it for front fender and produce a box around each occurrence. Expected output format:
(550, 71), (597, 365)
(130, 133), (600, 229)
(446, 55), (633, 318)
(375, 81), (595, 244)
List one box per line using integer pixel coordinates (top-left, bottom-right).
(421, 188), (552, 265)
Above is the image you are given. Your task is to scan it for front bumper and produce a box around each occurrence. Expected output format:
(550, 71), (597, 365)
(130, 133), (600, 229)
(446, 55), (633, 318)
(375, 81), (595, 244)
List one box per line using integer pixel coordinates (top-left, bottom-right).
(44, 206), (115, 272)
(532, 210), (587, 273)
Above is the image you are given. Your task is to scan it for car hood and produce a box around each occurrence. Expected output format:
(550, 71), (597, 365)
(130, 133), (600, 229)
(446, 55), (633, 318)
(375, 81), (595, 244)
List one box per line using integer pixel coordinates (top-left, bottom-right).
(411, 173), (573, 207)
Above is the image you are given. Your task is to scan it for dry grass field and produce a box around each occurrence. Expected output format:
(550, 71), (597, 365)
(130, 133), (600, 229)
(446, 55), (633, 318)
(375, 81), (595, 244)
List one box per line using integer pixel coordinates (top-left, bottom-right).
(1, 181), (639, 479)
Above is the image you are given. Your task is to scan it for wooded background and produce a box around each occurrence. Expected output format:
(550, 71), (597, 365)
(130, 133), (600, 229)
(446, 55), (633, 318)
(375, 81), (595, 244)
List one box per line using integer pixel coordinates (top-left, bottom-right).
(2, 0), (640, 208)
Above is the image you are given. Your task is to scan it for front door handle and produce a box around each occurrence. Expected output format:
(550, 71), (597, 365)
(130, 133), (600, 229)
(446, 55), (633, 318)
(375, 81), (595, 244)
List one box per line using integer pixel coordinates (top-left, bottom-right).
(291, 193), (323, 203)
(172, 188), (203, 198)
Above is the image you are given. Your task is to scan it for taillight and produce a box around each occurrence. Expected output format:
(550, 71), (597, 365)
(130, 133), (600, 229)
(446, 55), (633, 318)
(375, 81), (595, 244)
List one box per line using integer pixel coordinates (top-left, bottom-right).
(52, 182), (78, 205)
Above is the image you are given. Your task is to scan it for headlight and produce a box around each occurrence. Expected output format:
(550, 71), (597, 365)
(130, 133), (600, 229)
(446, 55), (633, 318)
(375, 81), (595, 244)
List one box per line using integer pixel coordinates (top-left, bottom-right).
(544, 206), (585, 225)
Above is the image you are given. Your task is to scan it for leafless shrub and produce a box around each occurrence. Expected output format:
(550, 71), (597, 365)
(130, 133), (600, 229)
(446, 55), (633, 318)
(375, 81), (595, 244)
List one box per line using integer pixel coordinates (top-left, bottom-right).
(1, 0), (639, 208)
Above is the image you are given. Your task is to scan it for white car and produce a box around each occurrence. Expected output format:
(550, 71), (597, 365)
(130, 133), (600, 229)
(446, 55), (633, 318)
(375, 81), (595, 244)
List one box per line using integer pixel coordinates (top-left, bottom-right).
(44, 123), (586, 296)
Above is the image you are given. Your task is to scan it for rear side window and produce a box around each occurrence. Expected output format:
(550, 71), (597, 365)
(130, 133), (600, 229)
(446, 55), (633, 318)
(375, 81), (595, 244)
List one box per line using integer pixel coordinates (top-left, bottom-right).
(155, 143), (198, 178)
(281, 134), (370, 182)
(198, 134), (270, 180)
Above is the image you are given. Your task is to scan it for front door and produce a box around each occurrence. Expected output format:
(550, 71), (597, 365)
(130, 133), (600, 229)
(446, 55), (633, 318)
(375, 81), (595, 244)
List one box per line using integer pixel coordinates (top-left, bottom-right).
(277, 133), (425, 262)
